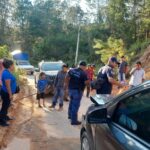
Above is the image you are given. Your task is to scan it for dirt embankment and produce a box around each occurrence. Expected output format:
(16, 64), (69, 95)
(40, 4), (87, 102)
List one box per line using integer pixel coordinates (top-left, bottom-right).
(139, 45), (150, 80)
(0, 84), (36, 149)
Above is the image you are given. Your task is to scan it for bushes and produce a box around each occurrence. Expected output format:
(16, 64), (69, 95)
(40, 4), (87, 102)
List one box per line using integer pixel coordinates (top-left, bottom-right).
(128, 39), (150, 63)
(0, 45), (10, 59)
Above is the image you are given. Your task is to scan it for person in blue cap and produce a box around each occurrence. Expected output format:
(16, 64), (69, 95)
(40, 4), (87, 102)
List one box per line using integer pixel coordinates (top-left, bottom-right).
(97, 57), (123, 94)
(65, 61), (89, 125)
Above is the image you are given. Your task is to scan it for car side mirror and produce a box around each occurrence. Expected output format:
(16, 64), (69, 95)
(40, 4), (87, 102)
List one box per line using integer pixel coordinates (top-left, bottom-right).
(87, 108), (108, 124)
(35, 68), (40, 72)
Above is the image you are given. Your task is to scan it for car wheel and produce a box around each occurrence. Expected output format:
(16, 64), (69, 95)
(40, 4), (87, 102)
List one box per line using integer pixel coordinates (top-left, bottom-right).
(81, 132), (91, 150)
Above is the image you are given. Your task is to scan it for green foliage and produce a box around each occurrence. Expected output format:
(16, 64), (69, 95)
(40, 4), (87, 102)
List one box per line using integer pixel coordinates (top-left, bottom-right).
(128, 39), (150, 63)
(0, 0), (150, 66)
(94, 37), (126, 63)
(0, 45), (10, 59)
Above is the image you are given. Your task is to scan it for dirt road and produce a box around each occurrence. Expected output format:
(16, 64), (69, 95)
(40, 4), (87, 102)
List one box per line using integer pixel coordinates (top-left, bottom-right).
(3, 76), (92, 150)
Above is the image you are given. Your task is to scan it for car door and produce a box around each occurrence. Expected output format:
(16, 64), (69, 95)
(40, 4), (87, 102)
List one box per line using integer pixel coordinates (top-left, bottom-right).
(110, 88), (150, 150)
(95, 123), (125, 150)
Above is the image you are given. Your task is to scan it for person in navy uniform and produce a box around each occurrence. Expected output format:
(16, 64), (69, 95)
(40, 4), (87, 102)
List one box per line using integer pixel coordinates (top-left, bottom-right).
(97, 57), (123, 95)
(0, 59), (17, 127)
(65, 61), (89, 125)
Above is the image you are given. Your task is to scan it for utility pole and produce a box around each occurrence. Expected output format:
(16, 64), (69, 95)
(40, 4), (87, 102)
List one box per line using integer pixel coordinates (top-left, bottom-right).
(75, 0), (81, 66)
(75, 24), (81, 66)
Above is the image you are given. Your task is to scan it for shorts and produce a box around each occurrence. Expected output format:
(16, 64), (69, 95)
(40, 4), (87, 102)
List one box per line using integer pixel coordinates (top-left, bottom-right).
(36, 93), (45, 100)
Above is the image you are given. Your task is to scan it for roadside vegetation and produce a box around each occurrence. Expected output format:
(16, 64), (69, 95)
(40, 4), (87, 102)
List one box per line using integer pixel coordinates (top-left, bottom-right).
(0, 0), (149, 66)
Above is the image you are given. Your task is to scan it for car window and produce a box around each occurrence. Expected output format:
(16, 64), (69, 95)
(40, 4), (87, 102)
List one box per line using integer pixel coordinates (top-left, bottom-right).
(113, 89), (150, 143)
(41, 63), (62, 71)
(18, 61), (30, 65)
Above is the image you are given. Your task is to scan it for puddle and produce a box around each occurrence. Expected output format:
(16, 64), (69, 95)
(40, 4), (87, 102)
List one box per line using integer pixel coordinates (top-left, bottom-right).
(4, 137), (30, 150)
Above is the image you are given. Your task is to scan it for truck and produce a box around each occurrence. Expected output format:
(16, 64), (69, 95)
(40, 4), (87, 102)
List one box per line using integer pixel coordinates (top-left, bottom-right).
(13, 52), (34, 75)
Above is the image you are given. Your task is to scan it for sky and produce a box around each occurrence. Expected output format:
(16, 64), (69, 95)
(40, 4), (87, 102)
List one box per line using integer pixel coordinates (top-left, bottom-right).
(31, 0), (93, 12)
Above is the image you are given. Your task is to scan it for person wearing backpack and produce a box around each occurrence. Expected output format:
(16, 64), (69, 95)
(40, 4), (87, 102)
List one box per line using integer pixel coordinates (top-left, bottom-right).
(96, 57), (123, 94)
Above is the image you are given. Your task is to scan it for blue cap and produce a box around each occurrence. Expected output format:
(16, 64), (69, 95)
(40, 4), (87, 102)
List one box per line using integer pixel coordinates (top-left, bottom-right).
(79, 61), (87, 66)
(109, 57), (119, 64)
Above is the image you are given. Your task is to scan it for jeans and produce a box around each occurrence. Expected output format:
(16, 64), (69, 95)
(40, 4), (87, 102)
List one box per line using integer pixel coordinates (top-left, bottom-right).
(52, 87), (64, 107)
(0, 90), (11, 120)
(118, 73), (126, 82)
(68, 89), (83, 123)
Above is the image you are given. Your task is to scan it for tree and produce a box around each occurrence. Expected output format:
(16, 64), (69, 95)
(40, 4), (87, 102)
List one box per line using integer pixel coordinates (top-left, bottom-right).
(94, 37), (126, 63)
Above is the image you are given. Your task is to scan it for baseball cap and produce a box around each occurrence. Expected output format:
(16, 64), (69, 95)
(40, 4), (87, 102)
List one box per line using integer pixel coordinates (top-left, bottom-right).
(79, 61), (87, 67)
(62, 63), (69, 68)
(109, 57), (119, 64)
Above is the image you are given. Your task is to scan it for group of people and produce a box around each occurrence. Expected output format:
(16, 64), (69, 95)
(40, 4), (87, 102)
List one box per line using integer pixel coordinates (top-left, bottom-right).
(118, 56), (145, 88)
(96, 56), (145, 95)
(0, 56), (145, 127)
(36, 56), (145, 126)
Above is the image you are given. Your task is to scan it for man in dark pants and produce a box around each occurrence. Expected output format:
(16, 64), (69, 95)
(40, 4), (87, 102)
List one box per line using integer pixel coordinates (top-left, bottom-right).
(65, 61), (89, 125)
(118, 56), (128, 84)
(50, 64), (68, 111)
(97, 57), (123, 95)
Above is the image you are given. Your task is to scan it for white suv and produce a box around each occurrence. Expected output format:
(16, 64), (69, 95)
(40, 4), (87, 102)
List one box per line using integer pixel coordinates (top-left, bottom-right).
(34, 61), (63, 92)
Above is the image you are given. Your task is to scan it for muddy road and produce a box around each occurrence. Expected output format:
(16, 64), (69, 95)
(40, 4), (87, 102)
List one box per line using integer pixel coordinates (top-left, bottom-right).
(2, 76), (92, 150)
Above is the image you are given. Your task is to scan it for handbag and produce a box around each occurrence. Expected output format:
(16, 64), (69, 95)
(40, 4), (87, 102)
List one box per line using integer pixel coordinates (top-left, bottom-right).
(15, 85), (20, 94)
(91, 68), (105, 90)
(91, 78), (105, 90)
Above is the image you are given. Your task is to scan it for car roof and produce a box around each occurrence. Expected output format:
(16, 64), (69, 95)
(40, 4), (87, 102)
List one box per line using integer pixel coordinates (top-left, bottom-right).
(39, 61), (63, 65)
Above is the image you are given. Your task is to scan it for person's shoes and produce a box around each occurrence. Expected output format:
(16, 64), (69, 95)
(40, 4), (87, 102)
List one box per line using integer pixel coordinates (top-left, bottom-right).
(71, 121), (81, 125)
(43, 104), (46, 108)
(49, 105), (55, 111)
(0, 120), (10, 127)
(57, 107), (63, 111)
(49, 105), (54, 108)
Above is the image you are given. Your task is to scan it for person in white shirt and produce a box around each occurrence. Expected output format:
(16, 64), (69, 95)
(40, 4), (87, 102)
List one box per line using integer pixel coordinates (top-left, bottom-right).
(129, 61), (145, 88)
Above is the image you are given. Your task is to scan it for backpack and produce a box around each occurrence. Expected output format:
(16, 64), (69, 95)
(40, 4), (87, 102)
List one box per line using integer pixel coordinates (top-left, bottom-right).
(91, 68), (105, 90)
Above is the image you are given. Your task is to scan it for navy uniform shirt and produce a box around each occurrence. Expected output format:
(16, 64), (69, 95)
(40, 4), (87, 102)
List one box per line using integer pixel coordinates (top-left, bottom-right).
(97, 65), (114, 94)
(67, 68), (88, 91)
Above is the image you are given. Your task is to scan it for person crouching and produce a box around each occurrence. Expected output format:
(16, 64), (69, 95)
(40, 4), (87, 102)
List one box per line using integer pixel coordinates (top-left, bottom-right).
(37, 72), (48, 108)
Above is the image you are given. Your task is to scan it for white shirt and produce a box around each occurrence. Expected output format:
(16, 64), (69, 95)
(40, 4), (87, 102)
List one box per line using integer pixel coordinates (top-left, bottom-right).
(129, 68), (145, 86)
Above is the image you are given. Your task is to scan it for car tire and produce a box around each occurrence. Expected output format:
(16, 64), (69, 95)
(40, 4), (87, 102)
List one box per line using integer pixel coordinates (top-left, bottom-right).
(81, 132), (92, 150)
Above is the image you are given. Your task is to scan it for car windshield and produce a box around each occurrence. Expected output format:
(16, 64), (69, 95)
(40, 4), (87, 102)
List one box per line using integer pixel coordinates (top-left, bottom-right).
(41, 62), (63, 71)
(18, 61), (30, 65)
